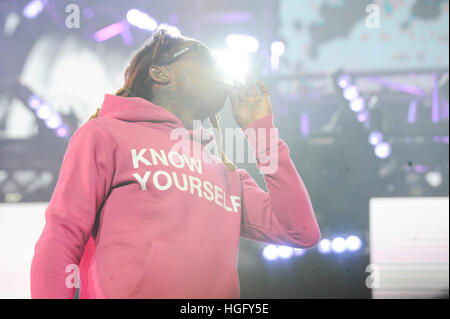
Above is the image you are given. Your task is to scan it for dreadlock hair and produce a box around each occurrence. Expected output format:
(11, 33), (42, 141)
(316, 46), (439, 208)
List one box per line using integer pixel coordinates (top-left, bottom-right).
(87, 29), (236, 171)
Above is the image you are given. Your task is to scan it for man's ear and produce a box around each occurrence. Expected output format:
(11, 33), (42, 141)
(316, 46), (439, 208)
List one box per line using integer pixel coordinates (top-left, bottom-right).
(148, 65), (171, 84)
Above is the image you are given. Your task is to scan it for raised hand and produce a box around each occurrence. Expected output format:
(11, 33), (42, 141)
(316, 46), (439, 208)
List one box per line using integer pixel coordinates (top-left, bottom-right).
(227, 75), (272, 128)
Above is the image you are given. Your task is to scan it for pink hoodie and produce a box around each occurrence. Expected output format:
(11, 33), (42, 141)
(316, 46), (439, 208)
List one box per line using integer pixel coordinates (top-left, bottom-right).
(30, 94), (320, 299)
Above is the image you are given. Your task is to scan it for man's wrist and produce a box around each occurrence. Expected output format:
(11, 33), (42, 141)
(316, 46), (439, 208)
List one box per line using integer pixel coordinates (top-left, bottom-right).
(241, 114), (278, 160)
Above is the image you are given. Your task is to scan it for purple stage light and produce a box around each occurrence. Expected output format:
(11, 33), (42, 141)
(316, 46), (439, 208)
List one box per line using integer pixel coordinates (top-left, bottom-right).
(56, 126), (69, 138)
(407, 99), (418, 124)
(300, 112), (309, 137)
(366, 76), (426, 97)
(374, 142), (391, 159)
(83, 7), (94, 19)
(23, 0), (47, 19)
(126, 9), (157, 31)
(338, 74), (351, 88)
(27, 95), (41, 109)
(343, 85), (359, 100)
(369, 131), (383, 145)
(432, 72), (440, 123)
(94, 22), (125, 42)
(357, 110), (368, 122)
(120, 26), (134, 46)
(414, 164), (425, 173)
(350, 97), (365, 112)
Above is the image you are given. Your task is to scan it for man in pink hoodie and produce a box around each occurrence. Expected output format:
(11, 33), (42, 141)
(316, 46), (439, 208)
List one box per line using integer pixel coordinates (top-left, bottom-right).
(30, 29), (320, 299)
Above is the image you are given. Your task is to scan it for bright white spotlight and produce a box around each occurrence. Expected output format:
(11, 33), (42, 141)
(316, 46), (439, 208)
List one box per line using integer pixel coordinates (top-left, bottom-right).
(45, 114), (62, 129)
(277, 245), (294, 259)
(126, 9), (157, 31)
(425, 171), (442, 188)
(350, 97), (365, 112)
(262, 244), (279, 261)
(212, 49), (249, 85)
(157, 23), (181, 37)
(318, 239), (331, 254)
(369, 131), (383, 145)
(226, 34), (259, 53)
(23, 0), (47, 19)
(331, 237), (346, 253)
(345, 236), (362, 252)
(374, 142), (391, 159)
(36, 103), (51, 120)
(343, 85), (359, 101)
(271, 41), (286, 56)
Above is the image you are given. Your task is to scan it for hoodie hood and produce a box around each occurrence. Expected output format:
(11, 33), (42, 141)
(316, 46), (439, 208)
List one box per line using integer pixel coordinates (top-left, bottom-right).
(98, 94), (215, 146)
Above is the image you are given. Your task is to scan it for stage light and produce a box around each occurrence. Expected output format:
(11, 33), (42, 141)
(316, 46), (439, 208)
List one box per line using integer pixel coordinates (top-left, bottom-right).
(331, 237), (346, 253)
(343, 85), (359, 100)
(157, 24), (181, 37)
(56, 126), (69, 138)
(374, 142), (391, 159)
(83, 7), (94, 19)
(36, 103), (51, 120)
(23, 0), (47, 19)
(407, 100), (417, 124)
(318, 239), (331, 254)
(45, 114), (62, 129)
(369, 131), (383, 145)
(350, 97), (365, 112)
(277, 245), (294, 259)
(4, 13), (21, 36)
(425, 171), (442, 188)
(271, 41), (286, 56)
(293, 248), (306, 256)
(94, 22), (125, 42)
(338, 74), (351, 88)
(27, 95), (41, 109)
(262, 244), (279, 261)
(212, 49), (249, 85)
(345, 236), (362, 252)
(357, 110), (368, 122)
(126, 9), (157, 31)
(226, 34), (259, 53)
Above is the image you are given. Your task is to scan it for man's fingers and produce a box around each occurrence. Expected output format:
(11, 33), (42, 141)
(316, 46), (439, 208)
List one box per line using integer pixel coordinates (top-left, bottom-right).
(256, 80), (270, 96)
(233, 81), (248, 101)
